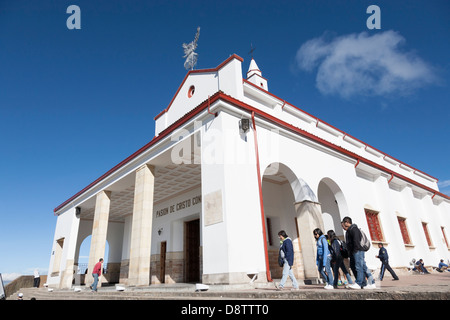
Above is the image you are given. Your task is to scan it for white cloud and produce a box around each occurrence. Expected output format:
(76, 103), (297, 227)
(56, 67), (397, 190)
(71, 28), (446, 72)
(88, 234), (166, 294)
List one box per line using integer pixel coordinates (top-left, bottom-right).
(438, 180), (450, 196)
(1, 273), (22, 282)
(438, 180), (450, 188)
(295, 31), (437, 99)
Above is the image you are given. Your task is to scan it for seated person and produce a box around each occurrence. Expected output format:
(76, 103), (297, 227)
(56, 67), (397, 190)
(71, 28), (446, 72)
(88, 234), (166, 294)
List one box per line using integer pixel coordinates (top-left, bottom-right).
(437, 259), (449, 272)
(416, 259), (430, 274)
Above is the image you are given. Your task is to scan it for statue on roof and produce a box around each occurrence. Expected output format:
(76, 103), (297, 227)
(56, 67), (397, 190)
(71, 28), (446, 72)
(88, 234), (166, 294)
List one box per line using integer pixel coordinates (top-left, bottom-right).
(182, 27), (200, 71)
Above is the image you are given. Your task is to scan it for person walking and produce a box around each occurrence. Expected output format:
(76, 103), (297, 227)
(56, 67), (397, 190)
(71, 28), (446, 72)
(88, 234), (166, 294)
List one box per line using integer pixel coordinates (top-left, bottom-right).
(33, 269), (40, 288)
(376, 243), (399, 281)
(327, 230), (354, 288)
(341, 217), (375, 289)
(275, 230), (299, 291)
(314, 228), (334, 289)
(90, 258), (103, 292)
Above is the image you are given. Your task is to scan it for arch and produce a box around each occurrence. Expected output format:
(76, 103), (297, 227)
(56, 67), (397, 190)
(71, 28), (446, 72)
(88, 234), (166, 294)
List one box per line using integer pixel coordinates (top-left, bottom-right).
(262, 162), (323, 281)
(74, 235), (111, 285)
(264, 162), (318, 203)
(318, 177), (350, 239)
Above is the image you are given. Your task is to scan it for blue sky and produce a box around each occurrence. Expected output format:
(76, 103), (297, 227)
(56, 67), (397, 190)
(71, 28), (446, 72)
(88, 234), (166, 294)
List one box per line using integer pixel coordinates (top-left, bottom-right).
(0, 0), (449, 280)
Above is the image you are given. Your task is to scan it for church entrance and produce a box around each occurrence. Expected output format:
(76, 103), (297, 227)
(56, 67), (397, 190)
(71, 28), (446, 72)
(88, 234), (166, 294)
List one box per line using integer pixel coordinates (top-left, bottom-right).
(185, 219), (200, 283)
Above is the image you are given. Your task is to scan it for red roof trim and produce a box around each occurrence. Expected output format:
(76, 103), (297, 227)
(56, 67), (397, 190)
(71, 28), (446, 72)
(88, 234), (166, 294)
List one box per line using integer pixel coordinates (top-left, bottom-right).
(217, 93), (447, 200)
(243, 79), (438, 182)
(154, 54), (244, 120)
(54, 92), (224, 213)
(54, 91), (449, 213)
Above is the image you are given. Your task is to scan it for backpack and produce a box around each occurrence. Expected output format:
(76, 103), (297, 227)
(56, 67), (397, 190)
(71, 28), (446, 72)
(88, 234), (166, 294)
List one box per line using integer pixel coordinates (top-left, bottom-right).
(359, 228), (371, 251)
(340, 240), (349, 258)
(331, 239), (349, 259)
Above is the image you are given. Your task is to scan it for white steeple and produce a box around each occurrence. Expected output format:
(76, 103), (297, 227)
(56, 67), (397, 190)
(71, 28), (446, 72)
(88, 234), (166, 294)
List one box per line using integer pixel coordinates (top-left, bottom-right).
(246, 58), (268, 91)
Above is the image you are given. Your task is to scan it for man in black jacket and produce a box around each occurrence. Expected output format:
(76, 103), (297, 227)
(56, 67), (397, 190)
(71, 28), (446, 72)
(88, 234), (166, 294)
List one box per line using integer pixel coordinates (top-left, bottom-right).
(341, 216), (375, 289)
(376, 243), (399, 281)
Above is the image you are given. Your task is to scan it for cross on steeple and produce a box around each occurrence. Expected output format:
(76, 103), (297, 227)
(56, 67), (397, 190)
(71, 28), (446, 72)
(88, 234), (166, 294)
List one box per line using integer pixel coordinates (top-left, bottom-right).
(248, 43), (256, 59)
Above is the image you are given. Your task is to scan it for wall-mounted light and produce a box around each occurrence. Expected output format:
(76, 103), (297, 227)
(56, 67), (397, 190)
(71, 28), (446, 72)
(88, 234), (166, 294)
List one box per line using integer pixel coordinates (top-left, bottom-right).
(158, 227), (163, 236)
(239, 118), (250, 134)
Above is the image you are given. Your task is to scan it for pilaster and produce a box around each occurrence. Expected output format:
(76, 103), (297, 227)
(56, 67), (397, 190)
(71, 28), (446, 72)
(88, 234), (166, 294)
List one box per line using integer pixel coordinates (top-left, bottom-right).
(128, 164), (155, 286)
(85, 190), (111, 287)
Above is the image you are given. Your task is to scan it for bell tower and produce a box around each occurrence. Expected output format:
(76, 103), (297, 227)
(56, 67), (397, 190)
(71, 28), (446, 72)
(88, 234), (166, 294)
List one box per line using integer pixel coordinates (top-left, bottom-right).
(246, 58), (268, 91)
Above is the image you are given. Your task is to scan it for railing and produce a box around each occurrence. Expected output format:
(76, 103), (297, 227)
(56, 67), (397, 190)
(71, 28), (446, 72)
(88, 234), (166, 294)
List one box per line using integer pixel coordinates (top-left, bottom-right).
(74, 263), (119, 284)
(75, 263), (111, 274)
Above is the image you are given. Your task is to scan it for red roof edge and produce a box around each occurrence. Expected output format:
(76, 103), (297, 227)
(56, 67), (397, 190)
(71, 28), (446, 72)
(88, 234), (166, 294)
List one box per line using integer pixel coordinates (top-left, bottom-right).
(154, 54), (243, 120)
(54, 91), (449, 214)
(242, 78), (438, 182)
(54, 91), (224, 214)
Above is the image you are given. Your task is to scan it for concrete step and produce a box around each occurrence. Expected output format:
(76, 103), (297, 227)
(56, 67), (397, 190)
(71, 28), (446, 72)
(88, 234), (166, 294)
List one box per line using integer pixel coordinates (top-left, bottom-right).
(8, 284), (450, 301)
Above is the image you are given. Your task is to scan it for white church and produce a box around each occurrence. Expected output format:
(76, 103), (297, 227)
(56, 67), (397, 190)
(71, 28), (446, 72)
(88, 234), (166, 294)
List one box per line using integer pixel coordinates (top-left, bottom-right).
(47, 54), (450, 289)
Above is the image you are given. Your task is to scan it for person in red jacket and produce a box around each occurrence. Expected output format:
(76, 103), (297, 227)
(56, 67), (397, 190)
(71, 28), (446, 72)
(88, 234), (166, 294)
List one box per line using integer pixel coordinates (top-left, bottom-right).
(90, 258), (103, 292)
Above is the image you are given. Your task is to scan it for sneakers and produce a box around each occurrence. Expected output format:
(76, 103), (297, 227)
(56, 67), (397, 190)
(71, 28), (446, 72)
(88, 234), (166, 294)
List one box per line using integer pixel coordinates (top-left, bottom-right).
(274, 282), (283, 291)
(348, 283), (361, 290)
(363, 283), (376, 290)
(324, 284), (334, 290)
(274, 282), (299, 291)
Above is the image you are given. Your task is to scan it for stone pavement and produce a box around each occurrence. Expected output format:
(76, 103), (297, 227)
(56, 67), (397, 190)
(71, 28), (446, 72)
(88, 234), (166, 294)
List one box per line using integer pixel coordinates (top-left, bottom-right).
(8, 271), (450, 301)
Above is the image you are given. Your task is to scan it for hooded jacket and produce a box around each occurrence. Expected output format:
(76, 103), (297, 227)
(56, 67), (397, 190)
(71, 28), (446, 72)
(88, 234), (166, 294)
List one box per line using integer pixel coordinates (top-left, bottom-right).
(280, 237), (295, 267)
(345, 224), (364, 254)
(316, 234), (331, 265)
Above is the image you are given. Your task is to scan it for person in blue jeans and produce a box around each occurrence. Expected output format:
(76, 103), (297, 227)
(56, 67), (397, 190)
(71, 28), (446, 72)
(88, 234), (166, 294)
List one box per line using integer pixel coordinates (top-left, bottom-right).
(90, 258), (103, 292)
(341, 217), (375, 289)
(314, 228), (334, 289)
(327, 229), (354, 288)
(275, 230), (299, 290)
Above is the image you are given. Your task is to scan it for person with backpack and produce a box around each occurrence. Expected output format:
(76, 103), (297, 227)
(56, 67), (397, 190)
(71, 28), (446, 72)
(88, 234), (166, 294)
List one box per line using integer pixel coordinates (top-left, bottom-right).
(314, 228), (334, 289)
(275, 230), (299, 290)
(341, 216), (375, 290)
(327, 230), (354, 289)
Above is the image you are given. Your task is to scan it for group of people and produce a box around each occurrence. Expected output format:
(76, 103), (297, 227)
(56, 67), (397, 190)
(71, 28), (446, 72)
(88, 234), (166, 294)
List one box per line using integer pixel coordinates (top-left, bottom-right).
(276, 216), (400, 290)
(409, 258), (449, 274)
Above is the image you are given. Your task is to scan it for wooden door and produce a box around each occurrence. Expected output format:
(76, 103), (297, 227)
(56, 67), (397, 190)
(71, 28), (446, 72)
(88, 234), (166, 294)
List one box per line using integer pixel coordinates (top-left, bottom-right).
(160, 241), (166, 283)
(185, 219), (200, 283)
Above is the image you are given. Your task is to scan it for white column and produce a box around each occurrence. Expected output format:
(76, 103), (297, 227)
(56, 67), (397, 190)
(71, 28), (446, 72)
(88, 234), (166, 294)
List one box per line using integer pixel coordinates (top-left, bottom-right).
(295, 200), (324, 279)
(85, 190), (111, 288)
(128, 164), (155, 286)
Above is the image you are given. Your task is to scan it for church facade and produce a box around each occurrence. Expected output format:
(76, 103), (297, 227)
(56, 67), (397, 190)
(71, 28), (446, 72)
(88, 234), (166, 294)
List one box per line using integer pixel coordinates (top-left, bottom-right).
(47, 54), (450, 289)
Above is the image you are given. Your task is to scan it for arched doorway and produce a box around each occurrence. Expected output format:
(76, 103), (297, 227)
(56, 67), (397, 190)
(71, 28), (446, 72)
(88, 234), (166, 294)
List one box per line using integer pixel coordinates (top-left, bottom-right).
(74, 235), (110, 286)
(318, 178), (349, 240)
(262, 162), (324, 281)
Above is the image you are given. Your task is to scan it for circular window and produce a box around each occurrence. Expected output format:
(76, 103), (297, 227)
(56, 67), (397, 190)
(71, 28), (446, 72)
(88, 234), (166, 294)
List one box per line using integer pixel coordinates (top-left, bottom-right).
(188, 85), (195, 98)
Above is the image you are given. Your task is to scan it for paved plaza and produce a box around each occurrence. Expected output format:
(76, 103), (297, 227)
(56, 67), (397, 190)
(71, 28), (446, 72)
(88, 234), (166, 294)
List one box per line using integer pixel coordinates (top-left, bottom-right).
(8, 271), (450, 300)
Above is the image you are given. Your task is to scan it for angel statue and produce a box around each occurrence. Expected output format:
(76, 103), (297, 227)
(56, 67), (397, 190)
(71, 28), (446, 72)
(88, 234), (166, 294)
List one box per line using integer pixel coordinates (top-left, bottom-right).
(182, 27), (200, 70)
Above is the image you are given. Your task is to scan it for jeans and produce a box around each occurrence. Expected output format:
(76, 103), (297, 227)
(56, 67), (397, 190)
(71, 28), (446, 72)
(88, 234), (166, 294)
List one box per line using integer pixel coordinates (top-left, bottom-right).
(280, 258), (299, 289)
(91, 273), (99, 291)
(317, 255), (334, 285)
(332, 257), (354, 287)
(353, 250), (374, 287)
